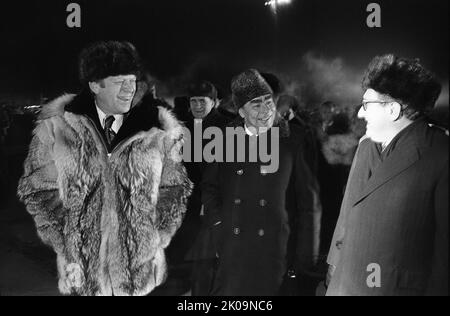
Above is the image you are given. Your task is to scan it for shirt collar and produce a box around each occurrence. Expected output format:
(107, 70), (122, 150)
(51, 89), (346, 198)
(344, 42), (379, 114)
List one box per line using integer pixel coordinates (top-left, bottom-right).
(95, 103), (124, 133)
(244, 124), (269, 137)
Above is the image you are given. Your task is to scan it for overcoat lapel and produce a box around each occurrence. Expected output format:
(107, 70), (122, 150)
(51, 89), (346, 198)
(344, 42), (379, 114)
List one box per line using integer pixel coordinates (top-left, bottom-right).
(353, 130), (421, 207)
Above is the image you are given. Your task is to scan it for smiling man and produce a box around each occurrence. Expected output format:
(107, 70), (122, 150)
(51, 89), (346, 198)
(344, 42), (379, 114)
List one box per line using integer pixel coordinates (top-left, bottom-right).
(17, 41), (192, 296)
(326, 54), (448, 296)
(201, 69), (321, 296)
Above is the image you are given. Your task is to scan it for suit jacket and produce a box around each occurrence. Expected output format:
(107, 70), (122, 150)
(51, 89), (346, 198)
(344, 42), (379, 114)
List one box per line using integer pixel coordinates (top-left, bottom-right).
(327, 119), (448, 296)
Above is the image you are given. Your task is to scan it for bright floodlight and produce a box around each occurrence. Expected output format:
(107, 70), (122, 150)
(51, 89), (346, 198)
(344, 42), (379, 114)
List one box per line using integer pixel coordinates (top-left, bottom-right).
(265, 0), (292, 8)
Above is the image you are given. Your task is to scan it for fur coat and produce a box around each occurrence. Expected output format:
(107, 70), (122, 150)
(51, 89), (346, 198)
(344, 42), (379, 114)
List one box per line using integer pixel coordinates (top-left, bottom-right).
(17, 92), (192, 296)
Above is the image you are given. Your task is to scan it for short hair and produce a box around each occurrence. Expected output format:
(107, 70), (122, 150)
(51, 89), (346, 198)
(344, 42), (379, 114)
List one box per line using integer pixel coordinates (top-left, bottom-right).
(362, 54), (442, 118)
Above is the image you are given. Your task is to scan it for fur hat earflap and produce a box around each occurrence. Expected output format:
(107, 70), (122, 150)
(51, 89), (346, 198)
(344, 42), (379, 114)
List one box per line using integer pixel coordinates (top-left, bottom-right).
(188, 81), (218, 100)
(231, 69), (273, 109)
(79, 41), (142, 84)
(362, 54), (442, 113)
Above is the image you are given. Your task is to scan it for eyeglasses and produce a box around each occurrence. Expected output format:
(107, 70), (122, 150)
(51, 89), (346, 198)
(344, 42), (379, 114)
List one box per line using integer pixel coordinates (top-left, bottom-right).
(360, 101), (391, 111)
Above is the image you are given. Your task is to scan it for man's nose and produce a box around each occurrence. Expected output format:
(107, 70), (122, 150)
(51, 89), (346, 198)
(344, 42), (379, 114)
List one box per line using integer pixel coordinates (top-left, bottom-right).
(260, 102), (273, 114)
(357, 106), (366, 119)
(121, 81), (135, 93)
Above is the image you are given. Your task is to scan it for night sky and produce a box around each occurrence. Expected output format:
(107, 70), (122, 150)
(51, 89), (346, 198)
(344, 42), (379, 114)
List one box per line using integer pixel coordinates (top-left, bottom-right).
(0, 0), (448, 107)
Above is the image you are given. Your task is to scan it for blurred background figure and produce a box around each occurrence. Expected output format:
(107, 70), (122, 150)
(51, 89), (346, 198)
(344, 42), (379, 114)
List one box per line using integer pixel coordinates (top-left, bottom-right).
(317, 108), (358, 255)
(173, 96), (191, 124)
(167, 80), (232, 296)
(277, 94), (320, 176)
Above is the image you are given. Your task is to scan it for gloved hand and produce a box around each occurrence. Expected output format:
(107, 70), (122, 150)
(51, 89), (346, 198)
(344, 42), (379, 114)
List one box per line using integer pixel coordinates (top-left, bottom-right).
(65, 263), (83, 289)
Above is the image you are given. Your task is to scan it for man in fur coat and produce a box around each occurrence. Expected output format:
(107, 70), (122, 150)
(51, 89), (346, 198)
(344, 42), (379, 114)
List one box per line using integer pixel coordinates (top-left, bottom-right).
(326, 54), (448, 296)
(17, 41), (192, 296)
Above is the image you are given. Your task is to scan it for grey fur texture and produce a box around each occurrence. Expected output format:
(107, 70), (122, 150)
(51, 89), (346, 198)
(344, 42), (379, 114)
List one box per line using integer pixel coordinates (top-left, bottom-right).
(18, 95), (192, 296)
(231, 69), (273, 109)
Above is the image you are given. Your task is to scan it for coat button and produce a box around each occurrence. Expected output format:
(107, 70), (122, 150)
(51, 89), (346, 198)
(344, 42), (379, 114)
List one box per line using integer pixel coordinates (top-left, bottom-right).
(258, 229), (265, 237)
(237, 169), (244, 176)
(234, 227), (241, 235)
(234, 198), (242, 205)
(259, 199), (267, 207)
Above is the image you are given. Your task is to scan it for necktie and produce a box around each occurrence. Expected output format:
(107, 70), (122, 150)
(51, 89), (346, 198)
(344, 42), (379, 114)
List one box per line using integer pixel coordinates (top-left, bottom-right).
(104, 116), (116, 147)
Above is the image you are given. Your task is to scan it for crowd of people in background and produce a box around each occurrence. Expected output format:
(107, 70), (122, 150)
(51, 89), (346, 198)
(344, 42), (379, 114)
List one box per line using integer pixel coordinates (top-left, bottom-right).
(1, 41), (448, 296)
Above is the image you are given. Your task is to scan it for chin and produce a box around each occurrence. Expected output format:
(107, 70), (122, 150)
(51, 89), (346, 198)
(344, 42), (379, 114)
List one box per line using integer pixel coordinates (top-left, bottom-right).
(366, 132), (383, 143)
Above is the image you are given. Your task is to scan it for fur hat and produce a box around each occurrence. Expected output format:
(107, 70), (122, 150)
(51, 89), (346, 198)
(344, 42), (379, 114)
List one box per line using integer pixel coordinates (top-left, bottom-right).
(260, 72), (284, 97)
(79, 41), (142, 84)
(187, 81), (218, 100)
(362, 54), (442, 113)
(231, 69), (273, 109)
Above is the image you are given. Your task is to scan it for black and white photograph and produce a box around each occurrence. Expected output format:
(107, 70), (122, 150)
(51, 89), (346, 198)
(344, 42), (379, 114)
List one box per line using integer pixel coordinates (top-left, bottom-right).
(0, 0), (448, 297)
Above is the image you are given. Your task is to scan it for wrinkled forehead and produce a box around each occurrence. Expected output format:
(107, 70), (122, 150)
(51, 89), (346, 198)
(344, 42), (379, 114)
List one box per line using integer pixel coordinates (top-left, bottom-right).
(249, 94), (273, 104)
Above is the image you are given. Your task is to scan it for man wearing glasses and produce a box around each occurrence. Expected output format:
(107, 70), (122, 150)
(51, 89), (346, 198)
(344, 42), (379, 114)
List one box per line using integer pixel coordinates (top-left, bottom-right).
(326, 54), (448, 296)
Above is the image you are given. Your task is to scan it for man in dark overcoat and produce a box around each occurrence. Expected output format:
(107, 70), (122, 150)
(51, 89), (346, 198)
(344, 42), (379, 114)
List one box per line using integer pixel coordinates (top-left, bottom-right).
(326, 54), (448, 296)
(202, 69), (322, 296)
(167, 81), (231, 295)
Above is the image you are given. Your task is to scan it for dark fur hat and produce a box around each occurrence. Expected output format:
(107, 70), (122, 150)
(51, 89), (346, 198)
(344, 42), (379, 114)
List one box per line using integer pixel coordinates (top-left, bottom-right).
(362, 54), (442, 113)
(79, 41), (142, 84)
(260, 72), (284, 97)
(187, 81), (218, 100)
(231, 69), (273, 109)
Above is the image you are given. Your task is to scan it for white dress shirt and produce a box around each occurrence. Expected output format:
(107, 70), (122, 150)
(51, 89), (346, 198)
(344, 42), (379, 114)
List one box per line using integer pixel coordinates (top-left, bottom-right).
(244, 124), (269, 137)
(95, 104), (124, 134)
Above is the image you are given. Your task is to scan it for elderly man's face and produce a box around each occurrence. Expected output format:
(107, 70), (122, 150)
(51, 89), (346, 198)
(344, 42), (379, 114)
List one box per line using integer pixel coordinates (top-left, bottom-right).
(358, 88), (397, 143)
(90, 75), (137, 115)
(189, 96), (215, 119)
(239, 94), (276, 130)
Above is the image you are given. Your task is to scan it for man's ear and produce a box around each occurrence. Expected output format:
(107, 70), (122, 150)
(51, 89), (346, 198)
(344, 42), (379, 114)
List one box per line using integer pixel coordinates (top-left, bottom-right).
(389, 102), (402, 121)
(88, 81), (100, 95)
(238, 107), (245, 118)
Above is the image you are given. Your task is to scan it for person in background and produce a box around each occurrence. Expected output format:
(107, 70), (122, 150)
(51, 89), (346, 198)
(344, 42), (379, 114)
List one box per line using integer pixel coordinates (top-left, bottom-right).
(168, 80), (231, 295)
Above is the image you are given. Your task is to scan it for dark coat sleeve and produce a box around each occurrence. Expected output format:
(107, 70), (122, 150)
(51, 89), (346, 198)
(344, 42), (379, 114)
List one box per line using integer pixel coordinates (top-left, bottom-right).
(294, 144), (322, 271)
(426, 161), (448, 296)
(17, 120), (66, 254)
(326, 139), (366, 268)
(201, 161), (223, 226)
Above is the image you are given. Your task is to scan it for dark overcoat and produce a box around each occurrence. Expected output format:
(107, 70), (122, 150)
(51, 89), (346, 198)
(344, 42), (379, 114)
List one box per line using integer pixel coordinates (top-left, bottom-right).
(327, 120), (448, 296)
(202, 120), (322, 296)
(168, 108), (231, 263)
